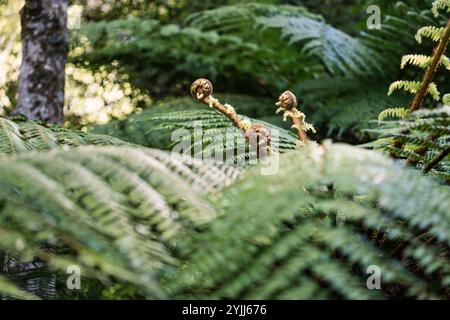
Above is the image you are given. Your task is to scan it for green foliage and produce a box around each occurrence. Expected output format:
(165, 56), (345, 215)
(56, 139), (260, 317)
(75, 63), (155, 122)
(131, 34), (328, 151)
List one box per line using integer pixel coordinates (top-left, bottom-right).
(433, 0), (450, 16)
(298, 0), (450, 137)
(1, 141), (449, 299)
(368, 107), (450, 182)
(299, 80), (409, 138)
(185, 3), (382, 77)
(75, 0), (228, 23)
(168, 143), (450, 299)
(180, 2), (450, 138)
(382, 1), (450, 108)
(93, 100), (299, 164)
(71, 17), (300, 98)
(1, 0), (450, 301)
(0, 115), (127, 156)
(378, 108), (410, 122)
(66, 1), (450, 140)
(0, 145), (240, 299)
(370, 0), (450, 181)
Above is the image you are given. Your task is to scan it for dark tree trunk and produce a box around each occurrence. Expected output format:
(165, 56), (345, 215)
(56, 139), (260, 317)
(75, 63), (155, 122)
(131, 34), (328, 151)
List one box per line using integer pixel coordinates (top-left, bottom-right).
(14, 0), (69, 124)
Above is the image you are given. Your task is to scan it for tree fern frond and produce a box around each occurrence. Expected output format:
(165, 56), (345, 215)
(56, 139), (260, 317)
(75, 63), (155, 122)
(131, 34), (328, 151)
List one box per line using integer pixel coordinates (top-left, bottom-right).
(415, 26), (445, 43)
(299, 79), (408, 137)
(388, 80), (422, 95)
(441, 55), (450, 70)
(388, 81), (440, 100)
(18, 122), (60, 151)
(72, 17), (287, 99)
(93, 107), (298, 166)
(0, 118), (30, 156)
(0, 145), (240, 299)
(432, 0), (450, 17)
(0, 116), (128, 157)
(370, 106), (450, 182)
(185, 4), (381, 76)
(428, 83), (441, 101)
(401, 54), (432, 69)
(168, 143), (450, 299)
(378, 108), (410, 122)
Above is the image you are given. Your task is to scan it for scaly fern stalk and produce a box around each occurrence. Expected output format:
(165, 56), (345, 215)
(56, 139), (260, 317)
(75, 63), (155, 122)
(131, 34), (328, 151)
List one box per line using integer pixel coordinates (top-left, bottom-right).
(409, 17), (450, 112)
(382, 1), (450, 114)
(373, 1), (450, 175)
(424, 144), (450, 172)
(275, 90), (315, 144)
(190, 78), (271, 155)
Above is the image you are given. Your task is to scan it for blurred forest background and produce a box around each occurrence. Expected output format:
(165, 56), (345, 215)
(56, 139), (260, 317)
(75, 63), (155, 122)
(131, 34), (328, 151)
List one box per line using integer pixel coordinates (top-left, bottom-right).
(1, 0), (445, 141)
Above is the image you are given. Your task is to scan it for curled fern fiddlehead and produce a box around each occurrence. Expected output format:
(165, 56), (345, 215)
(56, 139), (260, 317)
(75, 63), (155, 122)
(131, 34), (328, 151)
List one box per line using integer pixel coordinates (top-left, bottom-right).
(275, 91), (315, 144)
(191, 78), (272, 153)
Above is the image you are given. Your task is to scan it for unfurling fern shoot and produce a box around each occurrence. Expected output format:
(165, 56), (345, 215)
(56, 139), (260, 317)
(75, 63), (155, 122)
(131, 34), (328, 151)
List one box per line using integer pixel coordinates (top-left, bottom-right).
(190, 78), (271, 156)
(275, 90), (315, 144)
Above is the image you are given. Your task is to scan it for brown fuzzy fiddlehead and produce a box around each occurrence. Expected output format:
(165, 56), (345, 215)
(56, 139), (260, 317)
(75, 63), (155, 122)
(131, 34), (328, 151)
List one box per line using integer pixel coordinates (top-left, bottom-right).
(191, 78), (271, 152)
(276, 91), (315, 144)
(190, 78), (213, 101)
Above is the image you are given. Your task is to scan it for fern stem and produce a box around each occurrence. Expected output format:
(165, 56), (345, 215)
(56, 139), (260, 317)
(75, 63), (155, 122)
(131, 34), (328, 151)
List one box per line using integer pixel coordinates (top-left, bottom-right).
(409, 18), (450, 111)
(291, 116), (308, 144)
(423, 145), (450, 173)
(275, 91), (315, 144)
(190, 79), (271, 149)
(190, 79), (251, 132)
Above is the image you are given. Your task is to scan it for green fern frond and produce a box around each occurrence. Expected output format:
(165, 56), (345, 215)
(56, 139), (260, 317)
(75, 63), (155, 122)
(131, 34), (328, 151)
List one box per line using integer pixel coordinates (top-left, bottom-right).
(415, 26), (445, 43)
(185, 3), (382, 76)
(432, 0), (450, 17)
(401, 54), (432, 69)
(388, 81), (440, 100)
(378, 108), (410, 122)
(299, 79), (409, 137)
(444, 93), (450, 104)
(427, 83), (441, 101)
(370, 106), (450, 182)
(0, 118), (30, 156)
(168, 143), (450, 299)
(0, 145), (240, 299)
(93, 105), (298, 166)
(441, 55), (450, 70)
(388, 80), (422, 95)
(72, 17), (285, 99)
(0, 116), (128, 157)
